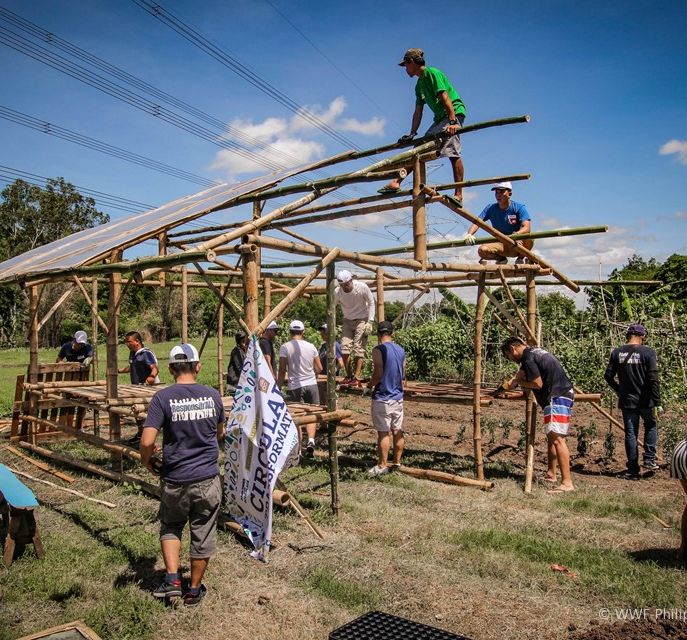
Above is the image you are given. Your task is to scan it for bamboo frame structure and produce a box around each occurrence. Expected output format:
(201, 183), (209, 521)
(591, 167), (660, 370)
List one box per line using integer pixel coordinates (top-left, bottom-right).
(2, 112), (624, 502)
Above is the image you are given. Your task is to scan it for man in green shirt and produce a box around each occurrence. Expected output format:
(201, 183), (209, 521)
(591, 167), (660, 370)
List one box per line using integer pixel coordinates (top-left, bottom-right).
(379, 48), (467, 204)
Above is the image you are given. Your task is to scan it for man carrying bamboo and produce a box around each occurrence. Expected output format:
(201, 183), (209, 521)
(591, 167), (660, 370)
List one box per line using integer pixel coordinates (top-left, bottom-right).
(498, 337), (575, 494)
(335, 269), (375, 388)
(378, 48), (467, 204)
(463, 182), (533, 264)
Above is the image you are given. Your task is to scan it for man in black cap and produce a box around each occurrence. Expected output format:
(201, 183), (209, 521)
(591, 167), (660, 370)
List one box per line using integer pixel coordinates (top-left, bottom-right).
(378, 48), (467, 204)
(604, 323), (662, 478)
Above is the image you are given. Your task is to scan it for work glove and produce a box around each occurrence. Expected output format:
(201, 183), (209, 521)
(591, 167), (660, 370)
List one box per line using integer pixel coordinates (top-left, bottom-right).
(80, 356), (93, 369)
(492, 379), (514, 396)
(463, 233), (476, 245)
(653, 405), (664, 419)
(397, 133), (416, 144)
(363, 321), (374, 336)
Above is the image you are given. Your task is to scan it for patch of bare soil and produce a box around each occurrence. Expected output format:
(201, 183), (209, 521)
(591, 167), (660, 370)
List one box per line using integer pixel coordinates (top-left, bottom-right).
(567, 617), (687, 640)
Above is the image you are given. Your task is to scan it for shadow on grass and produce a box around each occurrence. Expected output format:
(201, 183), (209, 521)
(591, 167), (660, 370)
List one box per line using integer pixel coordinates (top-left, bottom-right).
(628, 547), (685, 570)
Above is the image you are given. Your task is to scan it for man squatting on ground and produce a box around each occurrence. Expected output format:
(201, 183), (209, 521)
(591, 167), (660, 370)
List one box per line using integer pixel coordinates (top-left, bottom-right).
(335, 269), (375, 388)
(278, 320), (323, 457)
(498, 337), (575, 494)
(670, 438), (687, 565)
(140, 343), (225, 606)
(463, 181), (533, 265)
(604, 323), (662, 478)
(379, 48), (467, 203)
(366, 321), (406, 476)
(56, 329), (93, 368)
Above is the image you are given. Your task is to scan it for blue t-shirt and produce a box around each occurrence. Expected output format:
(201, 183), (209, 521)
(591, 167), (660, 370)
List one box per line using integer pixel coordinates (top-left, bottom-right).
(144, 383), (225, 485)
(479, 201), (530, 235)
(129, 347), (157, 384)
(372, 342), (405, 402)
(58, 341), (93, 364)
(319, 341), (342, 375)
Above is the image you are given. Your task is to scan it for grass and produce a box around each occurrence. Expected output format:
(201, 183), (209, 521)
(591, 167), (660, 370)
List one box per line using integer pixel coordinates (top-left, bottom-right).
(304, 566), (383, 611)
(449, 527), (684, 608)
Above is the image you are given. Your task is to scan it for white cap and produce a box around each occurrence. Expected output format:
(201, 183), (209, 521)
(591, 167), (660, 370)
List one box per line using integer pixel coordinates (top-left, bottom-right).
(266, 321), (279, 330)
(169, 343), (199, 363)
(74, 330), (88, 344)
(289, 319), (305, 331)
(318, 323), (328, 331)
(337, 269), (353, 283)
(491, 181), (513, 191)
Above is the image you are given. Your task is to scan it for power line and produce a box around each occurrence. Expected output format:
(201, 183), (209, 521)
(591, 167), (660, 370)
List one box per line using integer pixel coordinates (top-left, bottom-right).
(131, 0), (361, 150)
(0, 105), (220, 188)
(0, 6), (315, 171)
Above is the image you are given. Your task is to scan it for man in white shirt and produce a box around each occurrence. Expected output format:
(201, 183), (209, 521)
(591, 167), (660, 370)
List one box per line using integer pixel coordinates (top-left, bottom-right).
(278, 320), (323, 457)
(335, 269), (376, 388)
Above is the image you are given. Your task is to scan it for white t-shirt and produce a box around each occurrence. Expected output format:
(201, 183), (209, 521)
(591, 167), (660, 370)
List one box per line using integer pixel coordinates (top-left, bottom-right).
(335, 280), (375, 321)
(279, 339), (319, 390)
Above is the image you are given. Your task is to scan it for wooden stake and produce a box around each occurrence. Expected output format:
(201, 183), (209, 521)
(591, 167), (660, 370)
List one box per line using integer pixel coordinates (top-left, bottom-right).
(473, 274), (487, 480)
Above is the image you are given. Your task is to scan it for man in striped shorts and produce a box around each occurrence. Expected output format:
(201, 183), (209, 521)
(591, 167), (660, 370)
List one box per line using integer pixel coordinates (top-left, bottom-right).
(670, 438), (687, 565)
(499, 337), (575, 494)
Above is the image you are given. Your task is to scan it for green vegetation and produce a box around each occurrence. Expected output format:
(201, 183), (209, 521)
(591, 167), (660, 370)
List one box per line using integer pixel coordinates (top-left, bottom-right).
(304, 566), (382, 611)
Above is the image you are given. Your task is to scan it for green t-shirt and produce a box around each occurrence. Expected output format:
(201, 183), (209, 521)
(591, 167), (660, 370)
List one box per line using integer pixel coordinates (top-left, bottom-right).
(415, 66), (466, 123)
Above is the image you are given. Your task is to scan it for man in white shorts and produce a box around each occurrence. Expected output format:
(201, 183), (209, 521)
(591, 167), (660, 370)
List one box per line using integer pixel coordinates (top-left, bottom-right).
(366, 321), (406, 476)
(335, 269), (375, 389)
(498, 336), (575, 494)
(278, 320), (323, 457)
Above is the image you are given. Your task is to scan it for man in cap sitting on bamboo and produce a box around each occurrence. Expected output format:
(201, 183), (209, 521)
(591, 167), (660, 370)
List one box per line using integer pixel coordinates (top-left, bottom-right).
(462, 181), (533, 265)
(335, 269), (376, 389)
(378, 48), (467, 204)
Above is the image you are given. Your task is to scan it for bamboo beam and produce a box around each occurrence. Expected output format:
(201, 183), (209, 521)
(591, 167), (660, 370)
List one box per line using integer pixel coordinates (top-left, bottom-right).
(412, 156), (427, 265)
(256, 248), (340, 334)
(28, 285), (39, 385)
(5, 445), (75, 483)
(91, 278), (99, 382)
(36, 285), (76, 332)
(524, 273), (539, 493)
(422, 186), (580, 292)
(497, 270), (529, 331)
(326, 262), (339, 516)
(482, 286), (537, 343)
(72, 275), (108, 334)
(263, 277), (272, 316)
(391, 286), (430, 325)
(376, 268), (385, 321)
(473, 274), (487, 480)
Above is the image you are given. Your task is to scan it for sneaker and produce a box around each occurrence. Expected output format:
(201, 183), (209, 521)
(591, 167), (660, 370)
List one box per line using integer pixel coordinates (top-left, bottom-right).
(153, 579), (182, 599)
(348, 379), (363, 390)
(495, 257), (508, 265)
(305, 441), (315, 458)
(623, 471), (641, 480)
(183, 584), (207, 607)
(643, 462), (660, 471)
(368, 465), (390, 476)
(340, 377), (353, 388)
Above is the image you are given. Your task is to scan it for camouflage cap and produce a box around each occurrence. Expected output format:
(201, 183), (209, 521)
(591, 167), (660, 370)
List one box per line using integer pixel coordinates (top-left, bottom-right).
(398, 48), (424, 66)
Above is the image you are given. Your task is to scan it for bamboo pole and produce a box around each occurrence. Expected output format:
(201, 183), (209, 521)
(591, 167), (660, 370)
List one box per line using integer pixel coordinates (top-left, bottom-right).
(36, 286), (76, 332)
(106, 260), (122, 471)
(181, 265), (188, 342)
(263, 277), (272, 316)
(241, 245), (260, 331)
(90, 278), (99, 382)
(497, 270), (529, 332)
(421, 186), (580, 292)
(482, 286), (537, 343)
(5, 445), (75, 483)
(376, 268), (385, 321)
(253, 200), (263, 281)
(8, 467), (117, 508)
(217, 284), (225, 395)
(524, 272), (539, 493)
(473, 274), (487, 480)
(158, 231), (167, 287)
(256, 248), (340, 334)
(18, 441), (161, 498)
(326, 262), (339, 516)
(412, 156), (427, 265)
(28, 285), (39, 385)
(391, 286), (430, 325)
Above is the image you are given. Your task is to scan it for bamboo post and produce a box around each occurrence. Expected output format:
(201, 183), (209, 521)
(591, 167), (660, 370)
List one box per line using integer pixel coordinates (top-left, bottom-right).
(158, 232), (167, 287)
(412, 156), (427, 265)
(106, 258), (122, 471)
(524, 272), (538, 493)
(28, 285), (39, 385)
(376, 268), (385, 321)
(241, 244), (260, 331)
(217, 284), (225, 395)
(263, 277), (272, 316)
(253, 200), (263, 280)
(91, 278), (99, 381)
(473, 274), (487, 480)
(181, 265), (189, 342)
(326, 262), (339, 515)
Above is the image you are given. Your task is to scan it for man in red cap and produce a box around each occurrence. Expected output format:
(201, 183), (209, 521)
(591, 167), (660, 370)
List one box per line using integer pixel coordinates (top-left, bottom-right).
(605, 323), (662, 478)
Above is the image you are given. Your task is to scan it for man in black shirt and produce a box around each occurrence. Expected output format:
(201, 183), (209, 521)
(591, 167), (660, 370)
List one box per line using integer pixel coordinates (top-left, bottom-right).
(604, 323), (661, 478)
(259, 321), (278, 376)
(499, 337), (575, 493)
(226, 330), (248, 392)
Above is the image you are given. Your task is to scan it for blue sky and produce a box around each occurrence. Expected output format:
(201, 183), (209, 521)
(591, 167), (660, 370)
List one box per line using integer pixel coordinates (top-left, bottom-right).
(1, 0), (686, 295)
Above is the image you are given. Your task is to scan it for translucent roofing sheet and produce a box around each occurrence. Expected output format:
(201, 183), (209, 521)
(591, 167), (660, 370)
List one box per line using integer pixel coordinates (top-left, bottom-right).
(0, 164), (313, 283)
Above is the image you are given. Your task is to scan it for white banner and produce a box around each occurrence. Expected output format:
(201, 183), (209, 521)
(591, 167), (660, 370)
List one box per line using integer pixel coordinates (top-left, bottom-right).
(224, 335), (299, 560)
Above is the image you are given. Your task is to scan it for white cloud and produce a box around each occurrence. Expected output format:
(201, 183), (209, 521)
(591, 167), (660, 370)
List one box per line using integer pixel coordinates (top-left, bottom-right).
(673, 211), (687, 220)
(659, 139), (687, 164)
(339, 116), (385, 136)
(290, 96), (385, 136)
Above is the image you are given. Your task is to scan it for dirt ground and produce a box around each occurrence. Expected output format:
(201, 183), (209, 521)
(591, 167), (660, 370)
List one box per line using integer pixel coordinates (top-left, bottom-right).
(1, 395), (686, 640)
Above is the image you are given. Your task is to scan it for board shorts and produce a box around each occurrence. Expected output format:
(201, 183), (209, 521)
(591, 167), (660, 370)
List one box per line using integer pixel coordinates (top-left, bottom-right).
(670, 439), (687, 480)
(543, 391), (574, 436)
(425, 113), (465, 159)
(371, 399), (404, 433)
(159, 474), (221, 558)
